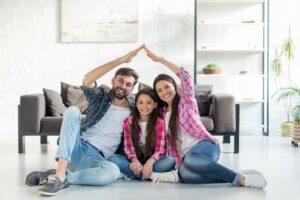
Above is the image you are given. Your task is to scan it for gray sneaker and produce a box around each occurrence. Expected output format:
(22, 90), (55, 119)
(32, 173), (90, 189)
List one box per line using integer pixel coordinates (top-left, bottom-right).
(38, 177), (69, 196)
(25, 169), (56, 186)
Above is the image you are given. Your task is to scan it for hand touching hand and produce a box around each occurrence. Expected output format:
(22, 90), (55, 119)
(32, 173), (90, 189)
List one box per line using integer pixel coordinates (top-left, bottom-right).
(141, 158), (155, 180)
(130, 158), (143, 175)
(120, 44), (144, 63)
(143, 45), (162, 62)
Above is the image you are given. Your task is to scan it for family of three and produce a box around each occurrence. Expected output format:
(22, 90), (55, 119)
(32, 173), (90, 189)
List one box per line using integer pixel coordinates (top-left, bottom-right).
(26, 45), (267, 196)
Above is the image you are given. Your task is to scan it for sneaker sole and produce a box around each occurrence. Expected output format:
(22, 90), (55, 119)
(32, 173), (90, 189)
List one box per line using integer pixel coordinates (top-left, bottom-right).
(38, 187), (68, 196)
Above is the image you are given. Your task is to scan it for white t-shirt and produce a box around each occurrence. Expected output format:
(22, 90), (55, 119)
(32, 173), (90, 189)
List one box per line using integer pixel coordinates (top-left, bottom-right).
(165, 112), (199, 159)
(81, 104), (131, 158)
(139, 121), (148, 147)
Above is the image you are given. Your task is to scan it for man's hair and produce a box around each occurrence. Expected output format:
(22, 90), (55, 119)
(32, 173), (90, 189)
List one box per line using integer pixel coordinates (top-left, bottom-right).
(114, 67), (139, 86)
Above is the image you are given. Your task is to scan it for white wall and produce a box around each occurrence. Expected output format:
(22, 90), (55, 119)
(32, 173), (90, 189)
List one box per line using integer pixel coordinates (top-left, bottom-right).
(269, 0), (300, 134)
(0, 0), (194, 134)
(1, 0), (299, 135)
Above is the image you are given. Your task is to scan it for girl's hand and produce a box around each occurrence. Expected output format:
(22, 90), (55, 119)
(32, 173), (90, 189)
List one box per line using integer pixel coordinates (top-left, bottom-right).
(120, 44), (144, 63)
(130, 158), (143, 175)
(144, 45), (162, 62)
(142, 158), (155, 180)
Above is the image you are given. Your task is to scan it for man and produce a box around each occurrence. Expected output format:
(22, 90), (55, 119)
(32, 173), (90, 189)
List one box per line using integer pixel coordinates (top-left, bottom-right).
(26, 45), (144, 196)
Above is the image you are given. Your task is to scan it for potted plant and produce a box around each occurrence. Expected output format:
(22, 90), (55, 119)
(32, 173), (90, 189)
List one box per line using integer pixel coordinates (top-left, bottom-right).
(271, 26), (296, 136)
(203, 64), (222, 74)
(273, 87), (299, 137)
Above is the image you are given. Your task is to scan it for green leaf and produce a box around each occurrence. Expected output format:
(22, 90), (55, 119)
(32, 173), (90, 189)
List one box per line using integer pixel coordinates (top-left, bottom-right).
(272, 87), (300, 102)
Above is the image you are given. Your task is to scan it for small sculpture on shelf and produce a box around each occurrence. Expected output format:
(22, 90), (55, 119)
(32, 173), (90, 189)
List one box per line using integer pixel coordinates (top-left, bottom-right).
(202, 64), (222, 74)
(239, 68), (248, 75)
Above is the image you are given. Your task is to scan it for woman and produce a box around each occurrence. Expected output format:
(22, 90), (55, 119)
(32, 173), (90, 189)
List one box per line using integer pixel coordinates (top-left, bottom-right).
(143, 45), (267, 188)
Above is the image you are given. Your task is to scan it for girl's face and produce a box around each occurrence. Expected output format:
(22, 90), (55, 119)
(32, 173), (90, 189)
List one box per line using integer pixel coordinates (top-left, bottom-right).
(155, 80), (176, 105)
(136, 94), (157, 118)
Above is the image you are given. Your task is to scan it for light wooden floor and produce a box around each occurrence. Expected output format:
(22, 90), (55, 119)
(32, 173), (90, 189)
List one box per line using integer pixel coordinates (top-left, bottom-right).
(0, 133), (299, 200)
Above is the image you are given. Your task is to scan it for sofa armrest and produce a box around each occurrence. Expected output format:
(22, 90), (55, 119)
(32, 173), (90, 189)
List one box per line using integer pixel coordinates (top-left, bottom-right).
(212, 93), (236, 133)
(19, 94), (46, 134)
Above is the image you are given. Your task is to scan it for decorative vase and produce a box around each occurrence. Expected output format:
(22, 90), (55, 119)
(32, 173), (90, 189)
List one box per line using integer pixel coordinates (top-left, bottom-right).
(281, 122), (294, 137)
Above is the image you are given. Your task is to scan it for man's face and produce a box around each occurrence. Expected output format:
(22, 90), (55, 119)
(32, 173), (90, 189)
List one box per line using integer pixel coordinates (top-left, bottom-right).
(111, 75), (135, 99)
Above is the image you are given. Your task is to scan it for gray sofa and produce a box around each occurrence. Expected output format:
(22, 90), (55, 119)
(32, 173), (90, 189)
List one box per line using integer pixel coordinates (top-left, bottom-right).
(18, 86), (239, 154)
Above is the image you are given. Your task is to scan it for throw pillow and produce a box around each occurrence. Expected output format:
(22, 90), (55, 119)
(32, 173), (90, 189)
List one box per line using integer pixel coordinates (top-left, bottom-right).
(194, 85), (213, 116)
(138, 82), (152, 90)
(61, 82), (88, 114)
(43, 88), (67, 117)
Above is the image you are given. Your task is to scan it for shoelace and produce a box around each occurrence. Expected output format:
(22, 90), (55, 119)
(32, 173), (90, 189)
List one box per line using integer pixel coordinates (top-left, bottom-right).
(153, 173), (172, 183)
(39, 177), (49, 186)
(47, 176), (59, 185)
(154, 175), (168, 183)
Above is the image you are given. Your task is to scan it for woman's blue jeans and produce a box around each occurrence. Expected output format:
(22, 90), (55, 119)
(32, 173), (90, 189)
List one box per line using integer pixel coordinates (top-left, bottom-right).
(178, 140), (239, 185)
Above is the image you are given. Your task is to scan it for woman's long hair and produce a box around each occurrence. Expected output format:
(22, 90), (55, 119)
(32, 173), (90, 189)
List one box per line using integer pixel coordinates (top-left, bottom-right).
(153, 74), (180, 149)
(130, 88), (160, 159)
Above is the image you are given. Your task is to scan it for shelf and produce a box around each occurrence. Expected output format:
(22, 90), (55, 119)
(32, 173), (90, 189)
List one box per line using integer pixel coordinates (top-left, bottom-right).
(197, 73), (266, 78)
(236, 99), (267, 103)
(197, 0), (265, 3)
(197, 22), (266, 26)
(197, 48), (266, 53)
(195, 0), (269, 134)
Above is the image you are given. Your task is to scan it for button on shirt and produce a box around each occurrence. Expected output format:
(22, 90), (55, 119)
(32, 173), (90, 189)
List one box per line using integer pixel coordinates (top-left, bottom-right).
(81, 104), (131, 159)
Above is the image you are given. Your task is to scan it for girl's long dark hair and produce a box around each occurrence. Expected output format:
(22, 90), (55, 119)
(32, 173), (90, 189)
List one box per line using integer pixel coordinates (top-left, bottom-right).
(153, 74), (180, 150)
(131, 88), (160, 159)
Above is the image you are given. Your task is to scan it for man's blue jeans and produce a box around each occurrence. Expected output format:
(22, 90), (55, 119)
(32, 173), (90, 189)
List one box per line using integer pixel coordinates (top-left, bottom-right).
(110, 154), (175, 180)
(178, 140), (240, 185)
(55, 106), (120, 185)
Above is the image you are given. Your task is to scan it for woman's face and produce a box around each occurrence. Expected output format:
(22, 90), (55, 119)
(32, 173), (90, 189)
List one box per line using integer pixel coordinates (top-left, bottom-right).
(155, 80), (176, 105)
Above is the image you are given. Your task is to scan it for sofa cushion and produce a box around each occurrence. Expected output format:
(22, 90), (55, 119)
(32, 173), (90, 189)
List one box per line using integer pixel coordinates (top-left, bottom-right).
(61, 82), (88, 114)
(43, 88), (67, 117)
(200, 116), (214, 131)
(138, 82), (152, 90)
(40, 115), (86, 134)
(194, 85), (213, 116)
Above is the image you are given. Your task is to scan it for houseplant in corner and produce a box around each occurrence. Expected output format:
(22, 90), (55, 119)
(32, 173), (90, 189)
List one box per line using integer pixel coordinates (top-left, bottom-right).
(203, 64), (222, 74)
(273, 87), (299, 137)
(271, 27), (296, 136)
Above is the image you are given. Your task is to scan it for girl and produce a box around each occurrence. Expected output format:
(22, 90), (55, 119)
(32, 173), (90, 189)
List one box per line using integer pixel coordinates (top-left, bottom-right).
(144, 45), (267, 188)
(110, 88), (175, 180)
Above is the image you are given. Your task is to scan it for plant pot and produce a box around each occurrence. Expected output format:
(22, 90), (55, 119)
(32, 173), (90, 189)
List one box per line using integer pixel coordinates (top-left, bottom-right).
(281, 122), (294, 137)
(293, 124), (300, 142)
(203, 68), (223, 74)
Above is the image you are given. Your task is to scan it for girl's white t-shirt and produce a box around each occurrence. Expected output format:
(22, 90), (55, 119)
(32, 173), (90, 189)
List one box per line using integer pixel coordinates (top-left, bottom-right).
(139, 121), (148, 147)
(165, 112), (199, 159)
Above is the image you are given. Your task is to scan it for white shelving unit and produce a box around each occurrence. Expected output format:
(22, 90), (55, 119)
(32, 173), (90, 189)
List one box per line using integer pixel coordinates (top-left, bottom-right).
(194, 0), (269, 134)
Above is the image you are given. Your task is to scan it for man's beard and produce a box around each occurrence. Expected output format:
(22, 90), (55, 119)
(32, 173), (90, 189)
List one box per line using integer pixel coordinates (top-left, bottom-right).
(111, 88), (127, 100)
